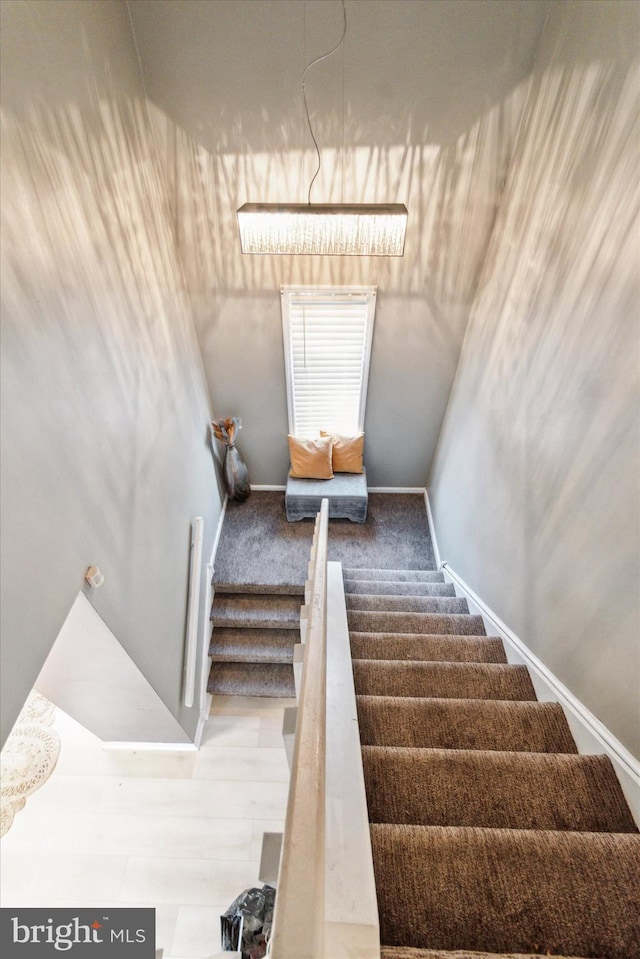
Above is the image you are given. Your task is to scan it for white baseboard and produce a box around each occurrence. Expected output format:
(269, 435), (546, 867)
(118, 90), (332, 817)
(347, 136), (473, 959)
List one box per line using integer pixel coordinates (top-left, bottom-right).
(102, 697), (213, 752)
(424, 491), (639, 822)
(193, 496), (228, 732)
(423, 488), (442, 569)
(368, 486), (426, 493)
(440, 561), (640, 824)
(102, 740), (198, 752)
(253, 485), (426, 493)
(210, 494), (228, 574)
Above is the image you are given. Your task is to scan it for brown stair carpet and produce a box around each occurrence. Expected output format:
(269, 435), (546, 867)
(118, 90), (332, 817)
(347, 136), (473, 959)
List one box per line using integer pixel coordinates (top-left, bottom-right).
(348, 610), (486, 635)
(353, 660), (536, 700)
(350, 632), (507, 662)
(356, 696), (579, 752)
(362, 747), (638, 832)
(380, 950), (592, 959)
(347, 568), (639, 958)
(371, 825), (640, 959)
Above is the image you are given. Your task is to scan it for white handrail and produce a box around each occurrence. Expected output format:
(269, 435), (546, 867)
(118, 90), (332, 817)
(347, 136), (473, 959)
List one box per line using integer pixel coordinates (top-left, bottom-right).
(183, 516), (203, 707)
(269, 499), (329, 959)
(269, 500), (379, 958)
(324, 560), (380, 956)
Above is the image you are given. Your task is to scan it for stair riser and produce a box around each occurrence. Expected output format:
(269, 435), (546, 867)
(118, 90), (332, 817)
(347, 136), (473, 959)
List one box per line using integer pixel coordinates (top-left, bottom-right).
(214, 583), (305, 595)
(209, 650), (295, 664)
(212, 614), (299, 630)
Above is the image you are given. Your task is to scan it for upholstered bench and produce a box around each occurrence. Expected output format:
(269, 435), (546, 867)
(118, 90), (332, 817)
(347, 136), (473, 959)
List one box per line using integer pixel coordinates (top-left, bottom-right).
(285, 469), (368, 522)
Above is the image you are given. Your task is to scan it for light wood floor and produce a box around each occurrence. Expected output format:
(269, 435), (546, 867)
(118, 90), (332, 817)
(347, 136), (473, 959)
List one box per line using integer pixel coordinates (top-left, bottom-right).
(0, 696), (291, 958)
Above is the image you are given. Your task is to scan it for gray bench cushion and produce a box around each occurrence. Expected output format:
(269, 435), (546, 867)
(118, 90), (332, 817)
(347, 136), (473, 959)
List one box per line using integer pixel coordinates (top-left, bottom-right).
(285, 469), (368, 522)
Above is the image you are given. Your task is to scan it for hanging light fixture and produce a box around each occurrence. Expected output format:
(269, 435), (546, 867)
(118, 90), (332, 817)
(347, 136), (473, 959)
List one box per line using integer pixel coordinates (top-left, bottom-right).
(236, 1), (408, 256)
(237, 202), (407, 255)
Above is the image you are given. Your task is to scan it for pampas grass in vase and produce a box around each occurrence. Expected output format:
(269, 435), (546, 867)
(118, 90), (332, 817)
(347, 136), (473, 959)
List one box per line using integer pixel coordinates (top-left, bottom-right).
(211, 417), (251, 502)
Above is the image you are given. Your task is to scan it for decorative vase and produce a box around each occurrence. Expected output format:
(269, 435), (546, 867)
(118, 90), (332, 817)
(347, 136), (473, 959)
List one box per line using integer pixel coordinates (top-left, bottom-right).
(223, 443), (251, 502)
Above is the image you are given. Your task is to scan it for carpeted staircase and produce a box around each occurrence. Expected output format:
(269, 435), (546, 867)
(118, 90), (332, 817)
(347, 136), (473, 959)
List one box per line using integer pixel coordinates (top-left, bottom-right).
(345, 567), (640, 959)
(208, 584), (299, 697)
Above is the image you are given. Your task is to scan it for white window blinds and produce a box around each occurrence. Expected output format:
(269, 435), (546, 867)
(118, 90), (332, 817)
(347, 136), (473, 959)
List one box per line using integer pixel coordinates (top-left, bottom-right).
(281, 287), (376, 437)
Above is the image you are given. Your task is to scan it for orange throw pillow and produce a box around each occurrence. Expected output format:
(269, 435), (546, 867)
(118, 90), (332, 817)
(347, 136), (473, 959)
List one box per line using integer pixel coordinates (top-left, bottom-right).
(320, 432), (364, 473)
(288, 435), (334, 479)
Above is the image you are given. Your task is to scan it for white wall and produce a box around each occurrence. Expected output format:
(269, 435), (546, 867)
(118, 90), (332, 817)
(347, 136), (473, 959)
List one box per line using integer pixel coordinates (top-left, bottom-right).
(35, 594), (192, 745)
(429, 0), (640, 758)
(0, 1), (223, 745)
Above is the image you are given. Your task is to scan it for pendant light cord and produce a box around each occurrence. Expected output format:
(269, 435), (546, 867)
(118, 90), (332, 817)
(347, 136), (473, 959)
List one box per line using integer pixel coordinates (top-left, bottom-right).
(303, 0), (347, 205)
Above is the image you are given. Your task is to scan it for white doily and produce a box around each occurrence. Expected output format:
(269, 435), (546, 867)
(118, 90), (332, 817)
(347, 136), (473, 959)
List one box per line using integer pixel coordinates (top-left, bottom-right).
(0, 692), (60, 838)
(17, 690), (56, 727)
(1, 724), (60, 801)
(0, 801), (16, 836)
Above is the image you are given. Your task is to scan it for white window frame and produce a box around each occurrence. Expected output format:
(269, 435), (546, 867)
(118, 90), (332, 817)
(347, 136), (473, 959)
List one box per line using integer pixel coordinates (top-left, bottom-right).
(281, 285), (377, 438)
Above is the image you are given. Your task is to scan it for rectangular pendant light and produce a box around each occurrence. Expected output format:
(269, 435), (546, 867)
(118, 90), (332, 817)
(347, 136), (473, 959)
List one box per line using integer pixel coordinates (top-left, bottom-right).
(237, 203), (408, 256)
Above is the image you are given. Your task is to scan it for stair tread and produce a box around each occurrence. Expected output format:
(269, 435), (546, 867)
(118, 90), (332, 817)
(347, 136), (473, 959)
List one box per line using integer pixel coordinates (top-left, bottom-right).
(211, 593), (300, 629)
(381, 947), (592, 959)
(348, 611), (486, 636)
(356, 696), (578, 753)
(207, 661), (295, 698)
(343, 568), (442, 581)
(353, 660), (537, 701)
(347, 594), (468, 613)
(350, 633), (507, 663)
(209, 627), (298, 663)
(350, 568), (637, 959)
(371, 824), (640, 959)
(344, 581), (455, 596)
(362, 746), (638, 833)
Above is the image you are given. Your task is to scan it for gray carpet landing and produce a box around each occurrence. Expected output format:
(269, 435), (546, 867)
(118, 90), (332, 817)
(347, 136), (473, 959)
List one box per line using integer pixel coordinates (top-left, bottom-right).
(348, 569), (640, 958)
(208, 492), (436, 698)
(213, 492), (436, 591)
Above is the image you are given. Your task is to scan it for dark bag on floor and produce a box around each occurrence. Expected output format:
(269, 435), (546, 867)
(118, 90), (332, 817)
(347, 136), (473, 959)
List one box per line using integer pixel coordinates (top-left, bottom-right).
(220, 884), (276, 958)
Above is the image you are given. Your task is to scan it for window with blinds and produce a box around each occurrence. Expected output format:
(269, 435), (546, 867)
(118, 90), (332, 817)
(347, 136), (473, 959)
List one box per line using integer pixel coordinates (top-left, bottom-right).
(281, 286), (376, 437)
